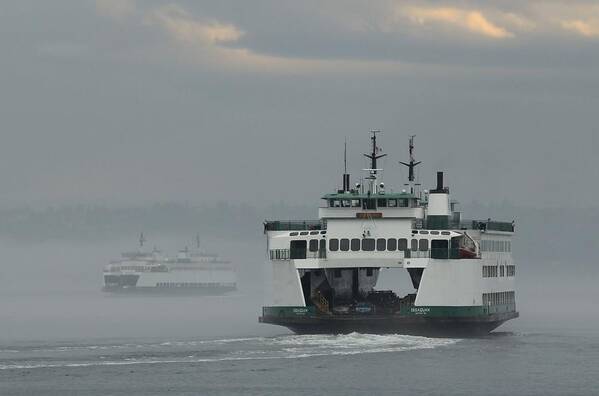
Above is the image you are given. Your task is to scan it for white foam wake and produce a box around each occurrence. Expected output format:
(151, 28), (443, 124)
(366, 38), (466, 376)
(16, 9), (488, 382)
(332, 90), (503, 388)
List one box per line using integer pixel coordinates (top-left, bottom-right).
(0, 333), (460, 371)
(1, 337), (267, 354)
(272, 332), (459, 357)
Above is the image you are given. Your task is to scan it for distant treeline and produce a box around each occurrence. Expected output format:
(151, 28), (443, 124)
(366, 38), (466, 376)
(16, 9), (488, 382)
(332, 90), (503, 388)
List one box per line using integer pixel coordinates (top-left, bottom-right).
(0, 202), (312, 243)
(0, 201), (596, 261)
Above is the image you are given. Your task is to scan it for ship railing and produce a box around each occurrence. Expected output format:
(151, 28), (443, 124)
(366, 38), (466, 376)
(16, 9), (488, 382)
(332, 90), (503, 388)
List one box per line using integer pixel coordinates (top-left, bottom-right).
(454, 220), (515, 232)
(264, 220), (324, 232)
(416, 219), (515, 232)
(269, 249), (326, 260)
(407, 248), (461, 259)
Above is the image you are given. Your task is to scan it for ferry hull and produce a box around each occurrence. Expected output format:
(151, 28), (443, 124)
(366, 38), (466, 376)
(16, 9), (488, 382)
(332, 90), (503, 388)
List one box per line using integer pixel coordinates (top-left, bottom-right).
(103, 271), (237, 295)
(260, 311), (519, 337)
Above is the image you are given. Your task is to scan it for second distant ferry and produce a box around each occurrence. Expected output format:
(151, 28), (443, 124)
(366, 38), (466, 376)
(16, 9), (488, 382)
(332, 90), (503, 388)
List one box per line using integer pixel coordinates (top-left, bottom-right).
(103, 234), (237, 294)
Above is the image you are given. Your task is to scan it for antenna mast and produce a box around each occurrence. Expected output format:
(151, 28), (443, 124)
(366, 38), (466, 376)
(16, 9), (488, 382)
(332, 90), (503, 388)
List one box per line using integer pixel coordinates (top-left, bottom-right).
(344, 138), (347, 174)
(363, 130), (386, 193)
(139, 232), (146, 248)
(399, 135), (422, 194)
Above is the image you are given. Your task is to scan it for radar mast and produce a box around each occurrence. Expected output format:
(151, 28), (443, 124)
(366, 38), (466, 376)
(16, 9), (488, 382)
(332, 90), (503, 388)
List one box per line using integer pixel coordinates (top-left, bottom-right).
(363, 130), (386, 194)
(399, 135), (422, 195)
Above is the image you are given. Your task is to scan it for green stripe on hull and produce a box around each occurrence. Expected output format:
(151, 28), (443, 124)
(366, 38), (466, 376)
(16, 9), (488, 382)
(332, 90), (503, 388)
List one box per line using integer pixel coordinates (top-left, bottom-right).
(405, 304), (516, 317)
(262, 304), (516, 318)
(262, 306), (316, 317)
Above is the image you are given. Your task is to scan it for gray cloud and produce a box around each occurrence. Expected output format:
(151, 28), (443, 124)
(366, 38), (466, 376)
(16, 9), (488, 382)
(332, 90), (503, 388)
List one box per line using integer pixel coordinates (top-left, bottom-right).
(0, 1), (597, 209)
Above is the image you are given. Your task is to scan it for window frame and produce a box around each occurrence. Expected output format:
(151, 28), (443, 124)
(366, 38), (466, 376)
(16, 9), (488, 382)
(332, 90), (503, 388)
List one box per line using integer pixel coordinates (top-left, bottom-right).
(387, 238), (397, 251)
(309, 239), (319, 252)
(398, 238), (408, 251)
(362, 238), (375, 251)
(329, 238), (339, 251)
(411, 238), (418, 251)
(340, 238), (350, 251)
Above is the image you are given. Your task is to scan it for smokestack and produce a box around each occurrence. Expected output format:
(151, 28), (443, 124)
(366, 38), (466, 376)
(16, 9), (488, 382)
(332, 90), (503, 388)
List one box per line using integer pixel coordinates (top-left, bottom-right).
(343, 174), (350, 192)
(428, 171), (451, 225)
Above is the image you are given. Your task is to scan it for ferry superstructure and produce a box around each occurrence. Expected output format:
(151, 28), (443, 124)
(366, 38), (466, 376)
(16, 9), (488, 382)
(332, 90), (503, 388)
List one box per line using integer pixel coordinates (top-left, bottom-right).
(103, 235), (237, 294)
(260, 133), (517, 335)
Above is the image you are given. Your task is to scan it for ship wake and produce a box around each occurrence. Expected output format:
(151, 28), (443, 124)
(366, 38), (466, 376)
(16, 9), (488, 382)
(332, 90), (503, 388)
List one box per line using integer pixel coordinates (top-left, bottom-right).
(0, 333), (460, 371)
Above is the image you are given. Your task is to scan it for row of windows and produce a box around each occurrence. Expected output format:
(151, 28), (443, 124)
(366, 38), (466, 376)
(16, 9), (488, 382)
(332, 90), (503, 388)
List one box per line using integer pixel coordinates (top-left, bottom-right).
(289, 230), (327, 236)
(483, 291), (515, 306)
(328, 198), (412, 208)
(269, 249), (290, 260)
(413, 230), (452, 235)
(481, 240), (511, 252)
(483, 265), (516, 278)
(329, 238), (450, 252)
(116, 266), (154, 271)
(482, 266), (498, 277)
(309, 239), (326, 252)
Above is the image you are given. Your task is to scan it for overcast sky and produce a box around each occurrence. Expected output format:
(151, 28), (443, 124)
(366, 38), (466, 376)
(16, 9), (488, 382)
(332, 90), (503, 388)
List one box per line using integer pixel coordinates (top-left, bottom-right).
(1, 1), (598, 209)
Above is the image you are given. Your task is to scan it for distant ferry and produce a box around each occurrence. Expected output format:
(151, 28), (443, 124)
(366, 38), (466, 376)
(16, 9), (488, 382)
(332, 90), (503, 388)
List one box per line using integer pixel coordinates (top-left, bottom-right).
(260, 132), (517, 336)
(103, 235), (237, 294)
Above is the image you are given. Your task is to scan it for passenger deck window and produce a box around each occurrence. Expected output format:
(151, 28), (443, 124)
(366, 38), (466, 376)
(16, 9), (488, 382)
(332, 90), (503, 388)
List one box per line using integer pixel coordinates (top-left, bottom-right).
(387, 238), (397, 251)
(309, 231), (319, 235)
(329, 239), (339, 251)
(364, 198), (376, 210)
(290, 240), (307, 259)
(376, 238), (386, 251)
(398, 238), (408, 251)
(431, 239), (448, 249)
(377, 199), (387, 207)
(351, 239), (360, 251)
(366, 268), (373, 277)
(351, 199), (361, 207)
(388, 199), (397, 207)
(340, 239), (350, 251)
(419, 239), (429, 251)
(411, 239), (418, 251)
(398, 199), (408, 207)
(362, 238), (375, 251)
(309, 239), (319, 252)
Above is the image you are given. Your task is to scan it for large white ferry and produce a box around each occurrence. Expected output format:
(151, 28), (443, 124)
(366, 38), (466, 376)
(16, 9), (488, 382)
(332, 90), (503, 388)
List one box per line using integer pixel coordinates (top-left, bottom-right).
(103, 235), (237, 294)
(260, 133), (517, 336)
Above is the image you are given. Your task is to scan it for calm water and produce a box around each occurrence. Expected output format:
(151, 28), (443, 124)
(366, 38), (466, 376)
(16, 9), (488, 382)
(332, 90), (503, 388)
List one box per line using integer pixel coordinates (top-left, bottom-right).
(0, 241), (597, 395)
(1, 328), (598, 395)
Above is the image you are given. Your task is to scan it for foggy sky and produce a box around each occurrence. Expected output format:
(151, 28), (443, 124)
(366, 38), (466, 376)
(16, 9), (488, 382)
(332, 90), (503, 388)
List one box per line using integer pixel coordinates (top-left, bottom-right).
(1, 1), (598, 209)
